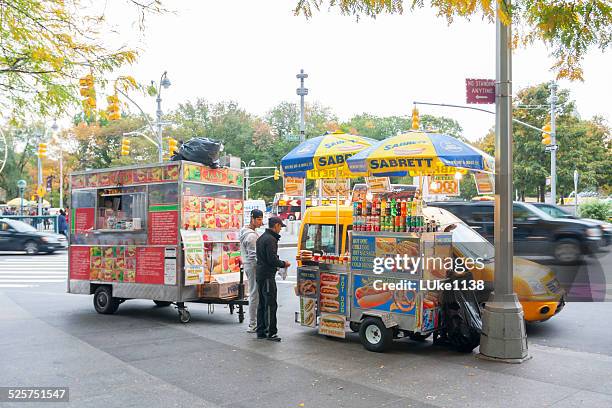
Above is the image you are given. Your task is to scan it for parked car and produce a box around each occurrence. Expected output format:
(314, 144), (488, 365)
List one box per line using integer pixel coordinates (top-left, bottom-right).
(428, 201), (602, 264)
(0, 218), (67, 254)
(532, 202), (611, 247)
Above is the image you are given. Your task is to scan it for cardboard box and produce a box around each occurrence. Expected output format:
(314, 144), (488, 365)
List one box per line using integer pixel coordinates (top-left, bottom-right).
(197, 273), (248, 299)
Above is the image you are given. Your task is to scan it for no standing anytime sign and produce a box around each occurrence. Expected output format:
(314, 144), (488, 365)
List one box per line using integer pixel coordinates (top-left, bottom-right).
(466, 78), (495, 104)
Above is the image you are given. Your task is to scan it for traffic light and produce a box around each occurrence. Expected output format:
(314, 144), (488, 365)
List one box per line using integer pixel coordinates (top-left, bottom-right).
(106, 94), (121, 121)
(411, 107), (420, 130)
(79, 74), (96, 113)
(120, 138), (130, 156)
(274, 168), (280, 181)
(168, 137), (178, 156)
(541, 122), (552, 145)
(37, 143), (47, 158)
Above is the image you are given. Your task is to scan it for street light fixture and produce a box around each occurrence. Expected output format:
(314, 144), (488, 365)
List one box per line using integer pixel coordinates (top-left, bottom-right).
(17, 179), (26, 216)
(154, 71), (171, 163)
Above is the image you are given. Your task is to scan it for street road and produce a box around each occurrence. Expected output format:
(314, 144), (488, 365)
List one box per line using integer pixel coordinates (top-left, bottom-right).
(1, 248), (612, 407)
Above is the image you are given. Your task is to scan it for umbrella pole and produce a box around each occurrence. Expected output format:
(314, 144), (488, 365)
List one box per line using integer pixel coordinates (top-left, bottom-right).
(336, 171), (340, 256)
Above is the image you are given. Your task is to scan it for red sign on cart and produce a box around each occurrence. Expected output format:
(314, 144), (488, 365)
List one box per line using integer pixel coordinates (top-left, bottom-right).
(135, 247), (165, 284)
(70, 246), (91, 280)
(74, 208), (95, 233)
(466, 78), (495, 104)
(148, 209), (178, 245)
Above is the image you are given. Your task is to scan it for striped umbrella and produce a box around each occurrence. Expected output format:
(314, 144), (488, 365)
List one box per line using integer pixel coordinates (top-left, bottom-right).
(347, 131), (493, 176)
(281, 131), (375, 179)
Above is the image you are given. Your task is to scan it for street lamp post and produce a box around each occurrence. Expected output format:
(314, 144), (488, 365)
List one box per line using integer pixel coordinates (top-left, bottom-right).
(296, 69), (308, 220)
(573, 169), (579, 215)
(17, 180), (26, 216)
(549, 82), (558, 204)
(478, 0), (529, 363)
(154, 71), (171, 163)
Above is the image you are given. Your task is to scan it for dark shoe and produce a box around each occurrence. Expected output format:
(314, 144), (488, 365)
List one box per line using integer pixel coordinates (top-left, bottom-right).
(266, 335), (281, 342)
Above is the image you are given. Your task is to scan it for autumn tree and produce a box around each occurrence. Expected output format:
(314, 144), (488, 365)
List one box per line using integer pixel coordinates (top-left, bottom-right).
(294, 1), (612, 81)
(0, 0), (164, 119)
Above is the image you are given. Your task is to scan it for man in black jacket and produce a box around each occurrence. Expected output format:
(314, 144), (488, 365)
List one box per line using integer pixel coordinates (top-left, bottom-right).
(255, 216), (290, 341)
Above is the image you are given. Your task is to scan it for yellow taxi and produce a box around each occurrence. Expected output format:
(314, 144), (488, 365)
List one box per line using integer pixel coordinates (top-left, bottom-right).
(297, 205), (565, 323)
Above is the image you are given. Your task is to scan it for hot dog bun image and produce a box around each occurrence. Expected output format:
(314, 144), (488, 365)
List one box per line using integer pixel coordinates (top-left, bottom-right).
(355, 285), (393, 309)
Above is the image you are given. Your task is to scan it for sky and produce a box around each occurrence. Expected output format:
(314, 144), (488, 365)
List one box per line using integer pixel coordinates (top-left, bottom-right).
(95, 0), (611, 143)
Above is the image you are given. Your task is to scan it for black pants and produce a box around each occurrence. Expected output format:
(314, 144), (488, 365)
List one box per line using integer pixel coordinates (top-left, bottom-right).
(256, 276), (277, 337)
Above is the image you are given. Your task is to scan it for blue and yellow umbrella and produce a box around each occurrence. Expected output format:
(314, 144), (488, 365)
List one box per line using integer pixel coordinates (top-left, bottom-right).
(347, 131), (493, 176)
(281, 131), (375, 179)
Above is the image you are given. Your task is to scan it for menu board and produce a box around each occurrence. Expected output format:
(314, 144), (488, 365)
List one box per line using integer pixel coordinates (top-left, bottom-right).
(180, 229), (206, 285)
(135, 247), (165, 284)
(318, 313), (346, 338)
(319, 272), (347, 315)
(352, 274), (418, 316)
(69, 246), (91, 280)
(183, 195), (242, 230)
(300, 297), (316, 327)
(73, 208), (95, 233)
(296, 268), (318, 298)
(319, 178), (350, 198)
(429, 175), (460, 196)
(350, 235), (376, 271)
(148, 206), (178, 245)
(284, 177), (304, 196)
(183, 164), (243, 187)
(71, 164), (179, 190)
(366, 176), (391, 193)
(474, 172), (495, 195)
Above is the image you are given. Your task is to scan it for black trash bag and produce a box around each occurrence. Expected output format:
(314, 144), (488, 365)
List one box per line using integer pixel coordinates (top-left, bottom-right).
(440, 285), (482, 353)
(172, 137), (221, 168)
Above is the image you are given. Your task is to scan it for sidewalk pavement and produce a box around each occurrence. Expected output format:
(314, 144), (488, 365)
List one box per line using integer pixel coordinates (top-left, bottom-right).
(2, 287), (612, 407)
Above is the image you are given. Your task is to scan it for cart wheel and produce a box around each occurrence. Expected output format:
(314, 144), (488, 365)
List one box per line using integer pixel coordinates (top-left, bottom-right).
(409, 332), (432, 342)
(178, 309), (191, 324)
(93, 286), (120, 315)
(359, 317), (393, 353)
(153, 300), (172, 307)
(349, 321), (361, 333)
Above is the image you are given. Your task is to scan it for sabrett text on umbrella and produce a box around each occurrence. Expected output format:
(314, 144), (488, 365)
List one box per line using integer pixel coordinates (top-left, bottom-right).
(369, 158), (433, 169)
(318, 153), (354, 167)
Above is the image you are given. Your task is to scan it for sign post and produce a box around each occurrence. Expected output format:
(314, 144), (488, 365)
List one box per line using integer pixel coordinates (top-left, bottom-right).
(466, 79), (496, 104)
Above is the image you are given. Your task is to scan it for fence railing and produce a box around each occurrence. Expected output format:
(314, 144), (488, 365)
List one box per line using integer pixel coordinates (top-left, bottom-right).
(0, 215), (60, 234)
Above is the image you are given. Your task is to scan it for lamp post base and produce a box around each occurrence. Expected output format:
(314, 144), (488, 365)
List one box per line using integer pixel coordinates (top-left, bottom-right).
(477, 295), (530, 363)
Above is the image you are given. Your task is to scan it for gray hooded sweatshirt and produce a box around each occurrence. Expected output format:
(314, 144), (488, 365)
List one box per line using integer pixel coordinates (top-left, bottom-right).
(239, 226), (258, 265)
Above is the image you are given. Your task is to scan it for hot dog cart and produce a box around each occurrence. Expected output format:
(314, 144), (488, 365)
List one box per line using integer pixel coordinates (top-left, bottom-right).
(67, 161), (247, 323)
(295, 187), (482, 352)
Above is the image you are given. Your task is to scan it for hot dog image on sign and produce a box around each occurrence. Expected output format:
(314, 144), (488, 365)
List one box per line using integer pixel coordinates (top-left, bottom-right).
(352, 275), (418, 315)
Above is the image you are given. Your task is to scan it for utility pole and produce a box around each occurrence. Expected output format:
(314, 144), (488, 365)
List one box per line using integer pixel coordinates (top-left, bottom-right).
(245, 167), (250, 201)
(478, 0), (529, 363)
(296, 69), (308, 219)
(549, 82), (558, 204)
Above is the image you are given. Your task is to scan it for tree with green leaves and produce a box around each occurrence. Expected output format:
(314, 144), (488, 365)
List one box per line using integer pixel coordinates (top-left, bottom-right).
(0, 0), (164, 120)
(294, 1), (612, 81)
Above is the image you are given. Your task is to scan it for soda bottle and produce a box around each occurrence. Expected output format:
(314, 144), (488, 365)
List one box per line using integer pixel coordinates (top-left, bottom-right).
(372, 195), (378, 216)
(390, 199), (396, 217)
(400, 199), (406, 216)
(366, 199), (372, 216)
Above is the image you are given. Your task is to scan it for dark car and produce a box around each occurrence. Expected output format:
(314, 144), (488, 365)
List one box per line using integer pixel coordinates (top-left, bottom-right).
(428, 201), (602, 264)
(0, 218), (67, 254)
(532, 202), (611, 247)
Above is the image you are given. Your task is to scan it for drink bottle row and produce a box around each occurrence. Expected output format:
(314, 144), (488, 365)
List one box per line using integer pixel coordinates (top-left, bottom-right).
(352, 192), (439, 233)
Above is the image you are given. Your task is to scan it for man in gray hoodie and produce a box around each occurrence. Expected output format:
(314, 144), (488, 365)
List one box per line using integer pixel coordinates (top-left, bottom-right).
(239, 209), (264, 332)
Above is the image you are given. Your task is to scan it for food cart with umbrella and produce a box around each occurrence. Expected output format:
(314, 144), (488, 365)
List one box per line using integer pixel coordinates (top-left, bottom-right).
(280, 131), (375, 254)
(294, 130), (492, 352)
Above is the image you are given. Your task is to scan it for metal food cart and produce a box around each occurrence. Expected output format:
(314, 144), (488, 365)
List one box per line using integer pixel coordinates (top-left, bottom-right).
(296, 229), (454, 352)
(67, 161), (247, 323)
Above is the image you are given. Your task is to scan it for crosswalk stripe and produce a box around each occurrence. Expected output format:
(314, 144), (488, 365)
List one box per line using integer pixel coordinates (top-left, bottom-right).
(0, 279), (65, 283)
(0, 276), (66, 279)
(0, 284), (37, 288)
